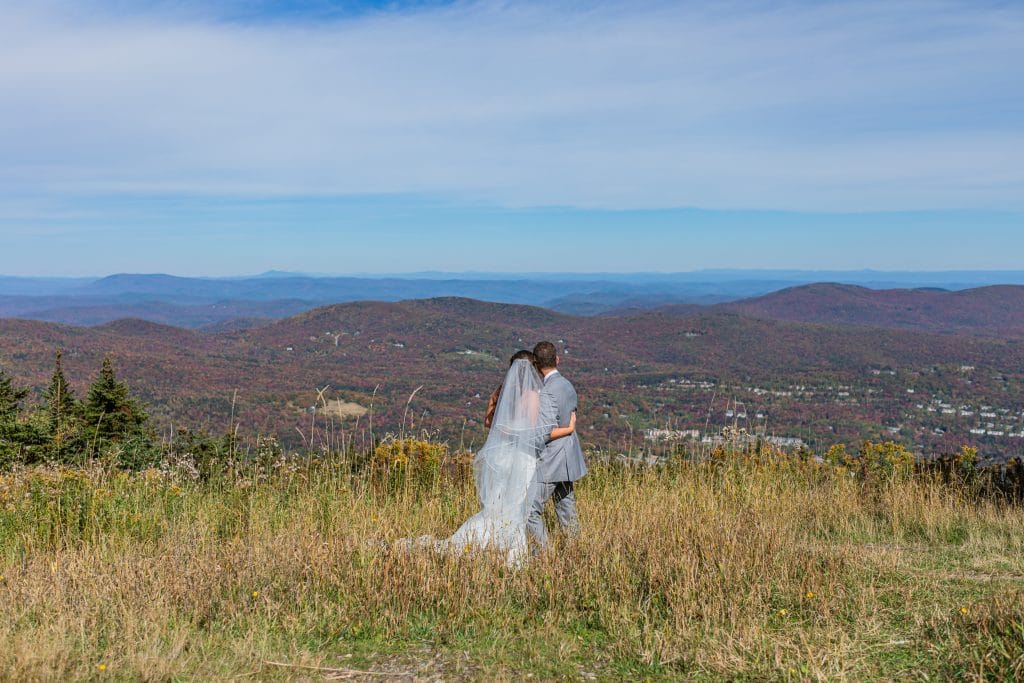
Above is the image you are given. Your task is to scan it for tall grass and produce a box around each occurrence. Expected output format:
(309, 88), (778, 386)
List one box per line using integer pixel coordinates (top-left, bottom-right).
(0, 448), (1022, 680)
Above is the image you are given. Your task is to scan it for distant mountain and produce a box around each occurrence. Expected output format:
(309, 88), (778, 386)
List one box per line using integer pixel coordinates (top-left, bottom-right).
(0, 273), (760, 325)
(719, 284), (1024, 337)
(361, 270), (1024, 288)
(547, 291), (733, 315)
(6, 274), (1024, 331)
(12, 300), (313, 328)
(0, 277), (96, 296)
(73, 273), (761, 308)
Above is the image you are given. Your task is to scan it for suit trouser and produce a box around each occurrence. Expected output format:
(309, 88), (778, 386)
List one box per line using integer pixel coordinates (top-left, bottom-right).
(526, 480), (580, 549)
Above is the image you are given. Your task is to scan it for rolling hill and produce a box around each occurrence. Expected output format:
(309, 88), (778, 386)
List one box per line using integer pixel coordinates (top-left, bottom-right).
(7, 272), (1024, 328)
(717, 283), (1024, 337)
(2, 297), (1024, 460)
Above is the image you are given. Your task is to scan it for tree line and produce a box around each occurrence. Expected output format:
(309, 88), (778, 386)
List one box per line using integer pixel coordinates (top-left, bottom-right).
(0, 352), (152, 468)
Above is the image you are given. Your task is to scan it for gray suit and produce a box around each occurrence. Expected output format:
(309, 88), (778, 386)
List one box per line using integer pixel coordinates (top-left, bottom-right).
(526, 370), (588, 549)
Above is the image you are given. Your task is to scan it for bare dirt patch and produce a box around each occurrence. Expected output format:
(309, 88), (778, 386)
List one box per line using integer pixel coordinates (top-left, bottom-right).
(320, 400), (369, 419)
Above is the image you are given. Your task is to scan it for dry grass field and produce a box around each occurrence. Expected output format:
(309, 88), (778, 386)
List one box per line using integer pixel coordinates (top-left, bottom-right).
(1, 446), (1022, 681)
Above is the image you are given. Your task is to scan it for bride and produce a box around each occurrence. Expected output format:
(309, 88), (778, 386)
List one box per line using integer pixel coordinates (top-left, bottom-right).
(403, 351), (575, 565)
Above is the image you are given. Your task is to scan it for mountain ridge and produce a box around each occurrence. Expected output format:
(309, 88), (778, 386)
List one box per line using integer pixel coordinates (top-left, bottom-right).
(7, 272), (1024, 328)
(716, 283), (1024, 337)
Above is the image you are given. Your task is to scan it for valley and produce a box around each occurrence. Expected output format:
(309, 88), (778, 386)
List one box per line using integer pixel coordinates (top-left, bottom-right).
(3, 286), (1024, 462)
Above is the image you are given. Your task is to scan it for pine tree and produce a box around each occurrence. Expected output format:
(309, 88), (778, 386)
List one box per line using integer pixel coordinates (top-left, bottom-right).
(45, 350), (81, 460)
(81, 356), (148, 442)
(0, 366), (28, 427)
(46, 350), (77, 433)
(0, 366), (31, 465)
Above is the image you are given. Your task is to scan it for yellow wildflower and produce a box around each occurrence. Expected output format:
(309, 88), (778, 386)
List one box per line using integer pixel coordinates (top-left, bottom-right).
(251, 590), (259, 599)
(960, 607), (968, 615)
(806, 591), (815, 599)
(778, 609), (788, 616)
(97, 664), (107, 672)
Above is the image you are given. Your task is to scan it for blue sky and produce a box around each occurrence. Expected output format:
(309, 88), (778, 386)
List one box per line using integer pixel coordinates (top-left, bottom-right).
(1, 0), (1022, 276)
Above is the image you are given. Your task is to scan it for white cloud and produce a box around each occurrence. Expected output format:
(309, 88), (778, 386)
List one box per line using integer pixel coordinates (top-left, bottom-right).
(0, 0), (1022, 211)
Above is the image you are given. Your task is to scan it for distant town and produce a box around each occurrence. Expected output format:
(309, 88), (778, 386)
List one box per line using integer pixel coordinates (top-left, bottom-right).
(639, 366), (1024, 463)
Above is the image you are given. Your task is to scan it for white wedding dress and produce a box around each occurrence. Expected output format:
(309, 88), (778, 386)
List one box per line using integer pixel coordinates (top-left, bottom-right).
(404, 359), (552, 566)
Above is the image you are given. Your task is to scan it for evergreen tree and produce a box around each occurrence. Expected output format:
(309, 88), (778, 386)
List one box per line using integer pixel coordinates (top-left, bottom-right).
(0, 366), (28, 426)
(0, 366), (30, 466)
(81, 356), (148, 443)
(45, 350), (81, 460)
(46, 350), (77, 430)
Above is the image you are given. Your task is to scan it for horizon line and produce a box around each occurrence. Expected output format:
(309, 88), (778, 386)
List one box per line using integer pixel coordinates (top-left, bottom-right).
(8, 268), (1024, 280)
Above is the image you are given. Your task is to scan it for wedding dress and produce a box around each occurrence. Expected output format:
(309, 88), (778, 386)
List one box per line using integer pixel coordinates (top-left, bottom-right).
(403, 359), (552, 566)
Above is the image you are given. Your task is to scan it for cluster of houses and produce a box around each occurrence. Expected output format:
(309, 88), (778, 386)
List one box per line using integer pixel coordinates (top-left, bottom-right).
(660, 378), (716, 391)
(643, 427), (805, 450)
(643, 428), (700, 442)
(920, 398), (1024, 438)
(648, 373), (1024, 449)
(658, 377), (863, 403)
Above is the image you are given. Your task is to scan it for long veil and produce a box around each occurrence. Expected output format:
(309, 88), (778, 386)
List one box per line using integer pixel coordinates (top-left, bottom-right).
(473, 359), (552, 515)
(398, 359), (552, 565)
(444, 358), (553, 564)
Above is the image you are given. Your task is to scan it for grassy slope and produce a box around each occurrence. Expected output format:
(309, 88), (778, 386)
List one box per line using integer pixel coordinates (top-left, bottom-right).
(1, 457), (1022, 681)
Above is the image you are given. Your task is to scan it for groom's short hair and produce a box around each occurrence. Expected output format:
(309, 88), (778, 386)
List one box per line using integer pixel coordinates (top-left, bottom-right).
(533, 341), (558, 370)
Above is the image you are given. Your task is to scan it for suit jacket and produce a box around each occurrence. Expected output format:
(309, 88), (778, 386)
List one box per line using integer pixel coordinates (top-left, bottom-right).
(537, 371), (588, 483)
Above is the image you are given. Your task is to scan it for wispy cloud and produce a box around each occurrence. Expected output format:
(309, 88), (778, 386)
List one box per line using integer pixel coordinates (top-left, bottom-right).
(1, 0), (1022, 211)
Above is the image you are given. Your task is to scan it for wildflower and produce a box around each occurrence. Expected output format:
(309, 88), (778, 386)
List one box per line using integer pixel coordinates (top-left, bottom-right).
(97, 664), (107, 672)
(251, 590), (259, 598)
(806, 591), (815, 599)
(0, 575), (5, 582)
(960, 607), (968, 615)
(778, 609), (788, 616)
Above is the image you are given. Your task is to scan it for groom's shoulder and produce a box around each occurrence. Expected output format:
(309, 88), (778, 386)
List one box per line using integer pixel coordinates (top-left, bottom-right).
(550, 372), (574, 391)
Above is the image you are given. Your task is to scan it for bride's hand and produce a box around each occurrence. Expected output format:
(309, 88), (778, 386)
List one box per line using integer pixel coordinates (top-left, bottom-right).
(549, 411), (578, 441)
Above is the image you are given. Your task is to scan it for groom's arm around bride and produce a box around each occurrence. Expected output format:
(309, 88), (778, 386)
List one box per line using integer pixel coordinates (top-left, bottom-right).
(527, 341), (588, 550)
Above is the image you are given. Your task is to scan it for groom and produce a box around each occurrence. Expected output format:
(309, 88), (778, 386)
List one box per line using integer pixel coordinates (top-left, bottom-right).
(527, 341), (588, 549)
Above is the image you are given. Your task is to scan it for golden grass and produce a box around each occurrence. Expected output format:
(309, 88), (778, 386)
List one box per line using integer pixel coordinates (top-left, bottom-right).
(0, 455), (1022, 681)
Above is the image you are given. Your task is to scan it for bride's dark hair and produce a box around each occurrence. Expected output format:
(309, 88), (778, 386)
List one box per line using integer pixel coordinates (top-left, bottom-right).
(509, 349), (539, 372)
